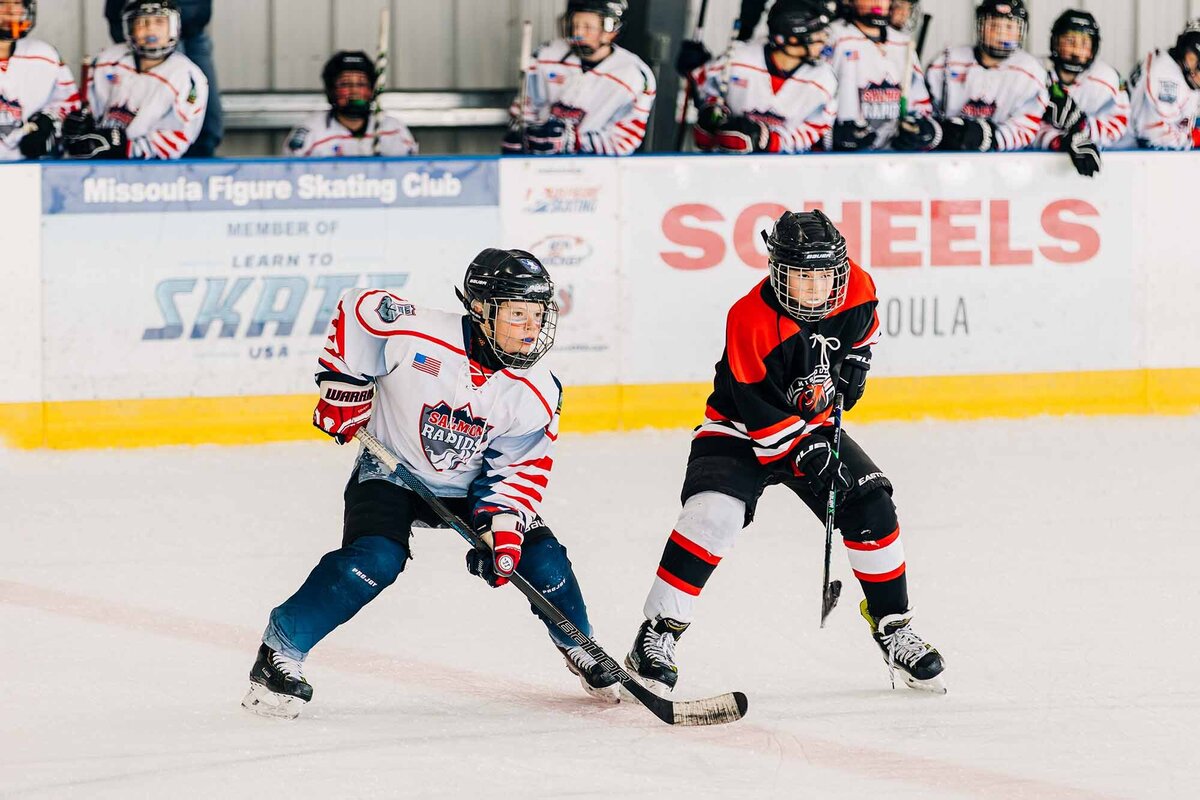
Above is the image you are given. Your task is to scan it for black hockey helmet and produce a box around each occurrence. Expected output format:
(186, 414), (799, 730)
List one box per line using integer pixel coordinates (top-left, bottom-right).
(1050, 10), (1100, 76)
(975, 0), (1027, 60)
(843, 0), (889, 31)
(1169, 20), (1200, 89)
(768, 0), (835, 63)
(0, 0), (34, 42)
(322, 51), (377, 119)
(458, 248), (559, 370)
(761, 210), (850, 322)
(122, 0), (181, 60)
(564, 0), (627, 58)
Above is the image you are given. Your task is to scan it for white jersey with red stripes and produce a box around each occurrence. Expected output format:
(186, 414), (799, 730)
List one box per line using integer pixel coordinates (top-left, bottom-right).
(283, 110), (418, 158)
(925, 45), (1049, 151)
(1120, 50), (1200, 151)
(825, 20), (932, 148)
(0, 37), (80, 160)
(690, 39), (836, 153)
(518, 39), (656, 155)
(1035, 59), (1130, 149)
(318, 288), (560, 528)
(87, 43), (208, 160)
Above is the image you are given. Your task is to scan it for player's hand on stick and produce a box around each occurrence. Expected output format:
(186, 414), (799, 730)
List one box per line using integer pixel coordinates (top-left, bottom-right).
(837, 351), (871, 411)
(936, 116), (995, 152)
(313, 371), (374, 444)
(892, 115), (941, 151)
(525, 118), (576, 155)
(63, 125), (126, 160)
(61, 109), (94, 140)
(1062, 131), (1100, 177)
(716, 116), (770, 153)
(18, 112), (59, 159)
(675, 39), (712, 78)
(466, 514), (525, 587)
(831, 120), (877, 151)
(501, 123), (525, 154)
(793, 435), (853, 496)
(1043, 84), (1085, 134)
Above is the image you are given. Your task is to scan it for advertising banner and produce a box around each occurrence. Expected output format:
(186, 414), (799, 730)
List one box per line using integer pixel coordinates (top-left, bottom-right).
(1, 165), (43, 404)
(500, 158), (622, 386)
(39, 158), (500, 402)
(621, 152), (1138, 383)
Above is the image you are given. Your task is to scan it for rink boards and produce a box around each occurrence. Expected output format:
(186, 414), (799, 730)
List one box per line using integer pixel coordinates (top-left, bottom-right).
(2, 152), (1198, 449)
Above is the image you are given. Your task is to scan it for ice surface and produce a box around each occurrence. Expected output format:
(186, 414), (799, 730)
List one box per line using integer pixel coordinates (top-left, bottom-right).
(2, 416), (1198, 799)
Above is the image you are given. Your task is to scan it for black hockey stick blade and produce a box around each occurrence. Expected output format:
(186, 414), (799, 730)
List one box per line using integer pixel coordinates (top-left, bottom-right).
(353, 429), (748, 726)
(820, 579), (843, 628)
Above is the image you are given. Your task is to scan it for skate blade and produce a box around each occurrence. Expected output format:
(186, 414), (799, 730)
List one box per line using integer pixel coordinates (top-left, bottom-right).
(618, 659), (675, 702)
(579, 678), (621, 705)
(902, 673), (948, 695)
(241, 682), (308, 719)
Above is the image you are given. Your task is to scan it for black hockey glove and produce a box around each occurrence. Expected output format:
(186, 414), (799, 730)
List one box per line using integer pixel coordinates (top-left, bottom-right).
(716, 116), (770, 154)
(676, 39), (713, 79)
(837, 350), (871, 411)
(61, 109), (94, 140)
(793, 435), (854, 497)
(525, 118), (577, 155)
(18, 112), (58, 160)
(466, 547), (503, 587)
(830, 120), (877, 151)
(64, 125), (127, 160)
(1043, 83), (1086, 135)
(501, 123), (525, 155)
(1063, 131), (1101, 177)
(696, 103), (729, 133)
(936, 117), (996, 152)
(891, 115), (942, 151)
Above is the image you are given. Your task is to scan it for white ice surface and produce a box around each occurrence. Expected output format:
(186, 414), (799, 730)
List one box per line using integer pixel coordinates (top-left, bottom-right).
(2, 416), (1199, 799)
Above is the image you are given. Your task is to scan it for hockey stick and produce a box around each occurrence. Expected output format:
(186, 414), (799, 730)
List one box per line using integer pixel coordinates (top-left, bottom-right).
(819, 395), (845, 628)
(353, 429), (748, 727)
(915, 12), (932, 61)
(371, 7), (391, 156)
(672, 0), (711, 151)
(516, 20), (534, 149)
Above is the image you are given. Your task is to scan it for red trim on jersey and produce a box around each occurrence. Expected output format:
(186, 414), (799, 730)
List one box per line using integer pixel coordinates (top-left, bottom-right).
(731, 61), (833, 99)
(496, 491), (536, 514)
(598, 70), (637, 97)
(843, 527), (900, 551)
(302, 128), (412, 156)
(501, 371), (554, 422)
(6, 54), (60, 66)
(669, 530), (722, 566)
(656, 565), (702, 596)
(515, 471), (549, 488)
(746, 415), (802, 441)
(505, 481), (544, 503)
(1085, 75), (1119, 96)
(512, 455), (553, 471)
(853, 563), (907, 583)
(94, 60), (181, 99)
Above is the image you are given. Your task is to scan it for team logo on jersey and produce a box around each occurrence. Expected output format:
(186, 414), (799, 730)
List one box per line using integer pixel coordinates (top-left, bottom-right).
(787, 366), (835, 414)
(105, 71), (120, 86)
(187, 76), (198, 105)
(550, 102), (586, 126)
(1159, 81), (1179, 103)
(0, 94), (23, 137)
(546, 70), (567, 85)
(961, 99), (997, 119)
(730, 74), (748, 87)
(419, 402), (493, 472)
(376, 295), (414, 323)
(859, 81), (902, 121)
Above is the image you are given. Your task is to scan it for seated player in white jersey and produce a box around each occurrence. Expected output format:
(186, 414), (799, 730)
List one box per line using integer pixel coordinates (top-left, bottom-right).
(824, 0), (937, 152)
(242, 249), (622, 720)
(924, 0), (1048, 152)
(284, 51), (418, 158)
(62, 0), (207, 160)
(688, 0), (837, 154)
(1122, 20), (1200, 151)
(503, 0), (656, 156)
(1033, 10), (1127, 178)
(623, 210), (946, 696)
(0, 0), (79, 160)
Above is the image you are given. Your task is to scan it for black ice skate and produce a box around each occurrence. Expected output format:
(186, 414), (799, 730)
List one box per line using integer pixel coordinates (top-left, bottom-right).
(625, 617), (689, 692)
(859, 600), (947, 694)
(557, 644), (621, 704)
(242, 643), (313, 719)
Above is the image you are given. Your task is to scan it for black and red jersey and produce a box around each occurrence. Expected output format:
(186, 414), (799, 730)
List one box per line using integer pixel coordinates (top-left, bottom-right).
(697, 262), (880, 465)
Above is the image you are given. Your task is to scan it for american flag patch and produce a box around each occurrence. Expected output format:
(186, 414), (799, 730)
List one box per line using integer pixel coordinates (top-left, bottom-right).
(412, 352), (441, 377)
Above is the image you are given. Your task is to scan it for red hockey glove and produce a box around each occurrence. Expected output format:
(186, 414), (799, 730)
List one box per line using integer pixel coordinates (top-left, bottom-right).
(466, 514), (525, 588)
(313, 371), (374, 444)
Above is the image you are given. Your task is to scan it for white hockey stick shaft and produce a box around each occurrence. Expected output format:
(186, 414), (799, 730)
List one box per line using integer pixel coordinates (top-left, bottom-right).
(372, 7), (391, 156)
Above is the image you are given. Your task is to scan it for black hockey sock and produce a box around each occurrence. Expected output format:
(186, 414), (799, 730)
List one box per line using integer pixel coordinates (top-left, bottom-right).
(859, 572), (909, 620)
(656, 530), (722, 597)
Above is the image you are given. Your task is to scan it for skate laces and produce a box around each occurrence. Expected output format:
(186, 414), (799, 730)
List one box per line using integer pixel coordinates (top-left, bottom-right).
(564, 645), (599, 672)
(642, 625), (678, 667)
(270, 650), (305, 682)
(876, 614), (928, 688)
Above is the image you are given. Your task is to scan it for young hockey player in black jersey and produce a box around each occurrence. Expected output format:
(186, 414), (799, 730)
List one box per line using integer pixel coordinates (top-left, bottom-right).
(625, 209), (946, 695)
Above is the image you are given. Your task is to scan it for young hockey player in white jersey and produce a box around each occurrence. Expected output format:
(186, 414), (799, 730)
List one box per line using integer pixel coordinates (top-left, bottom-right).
(1033, 11), (1127, 178)
(63, 0), (207, 160)
(284, 51), (418, 158)
(242, 249), (621, 719)
(503, 0), (655, 156)
(1121, 21), (1200, 151)
(0, 0), (79, 160)
(688, 0), (836, 154)
(925, 0), (1048, 153)
(825, 1), (937, 152)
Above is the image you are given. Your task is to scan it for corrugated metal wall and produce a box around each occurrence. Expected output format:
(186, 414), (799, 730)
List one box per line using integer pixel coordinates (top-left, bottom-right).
(31, 0), (1200, 93)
